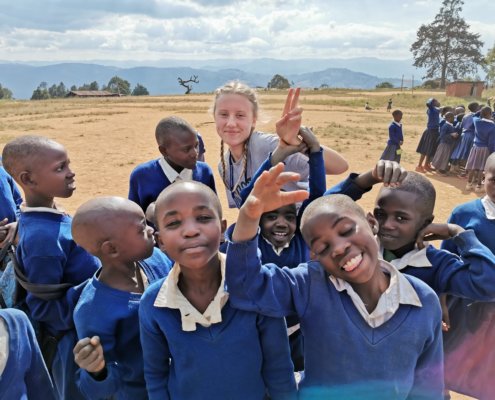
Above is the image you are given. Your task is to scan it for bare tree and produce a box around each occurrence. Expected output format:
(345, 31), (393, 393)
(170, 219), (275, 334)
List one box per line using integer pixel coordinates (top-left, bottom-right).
(178, 75), (199, 94)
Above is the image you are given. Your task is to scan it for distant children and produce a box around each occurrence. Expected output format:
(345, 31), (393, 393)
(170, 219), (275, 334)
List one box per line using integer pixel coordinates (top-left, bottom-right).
(128, 116), (216, 215)
(2, 135), (101, 400)
(465, 106), (495, 192)
(416, 98), (440, 172)
(380, 109), (403, 163)
(139, 181), (297, 399)
(226, 164), (444, 399)
(449, 102), (479, 177)
(212, 80), (347, 208)
(440, 153), (495, 399)
(71, 196), (172, 400)
(431, 112), (460, 175)
(0, 308), (57, 400)
(387, 98), (392, 112)
(0, 165), (22, 247)
(365, 101), (372, 110)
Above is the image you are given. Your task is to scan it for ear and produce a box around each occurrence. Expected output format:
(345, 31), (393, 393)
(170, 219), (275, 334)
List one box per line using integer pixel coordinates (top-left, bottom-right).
(155, 232), (167, 253)
(158, 144), (168, 158)
(420, 214), (434, 230)
(19, 170), (35, 187)
(366, 212), (379, 235)
(220, 219), (227, 235)
(101, 240), (118, 258)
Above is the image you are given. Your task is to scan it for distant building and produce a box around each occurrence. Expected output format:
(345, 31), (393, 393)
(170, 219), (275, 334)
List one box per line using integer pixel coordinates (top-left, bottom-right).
(66, 90), (120, 98)
(445, 81), (485, 98)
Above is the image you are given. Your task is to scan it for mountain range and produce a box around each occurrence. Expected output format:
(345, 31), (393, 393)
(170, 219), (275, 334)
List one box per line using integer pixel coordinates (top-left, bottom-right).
(0, 58), (422, 99)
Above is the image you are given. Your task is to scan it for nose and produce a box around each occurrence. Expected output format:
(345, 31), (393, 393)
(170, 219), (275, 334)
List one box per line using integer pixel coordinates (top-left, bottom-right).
(67, 168), (75, 179)
(331, 237), (350, 258)
(226, 114), (236, 127)
(274, 216), (288, 228)
(182, 218), (200, 238)
(380, 216), (395, 231)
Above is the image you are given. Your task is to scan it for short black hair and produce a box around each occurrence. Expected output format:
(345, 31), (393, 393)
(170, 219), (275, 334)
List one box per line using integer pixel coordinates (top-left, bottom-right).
(467, 102), (479, 112)
(2, 135), (61, 178)
(155, 116), (196, 146)
(480, 106), (492, 119)
(392, 109), (402, 117)
(383, 172), (436, 216)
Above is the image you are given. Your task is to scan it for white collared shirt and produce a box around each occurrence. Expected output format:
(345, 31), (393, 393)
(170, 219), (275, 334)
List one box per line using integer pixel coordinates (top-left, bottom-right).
(154, 253), (229, 331)
(392, 121), (402, 127)
(379, 244), (433, 271)
(20, 203), (66, 215)
(158, 157), (193, 183)
(261, 234), (293, 256)
(329, 260), (422, 328)
(481, 118), (495, 124)
(482, 195), (495, 220)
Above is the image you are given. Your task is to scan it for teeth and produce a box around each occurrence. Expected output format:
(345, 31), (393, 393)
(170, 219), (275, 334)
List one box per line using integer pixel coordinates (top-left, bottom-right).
(274, 232), (287, 237)
(341, 254), (362, 272)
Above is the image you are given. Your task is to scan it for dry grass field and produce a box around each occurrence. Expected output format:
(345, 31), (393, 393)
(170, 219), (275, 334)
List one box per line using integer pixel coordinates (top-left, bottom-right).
(2, 87), (491, 399)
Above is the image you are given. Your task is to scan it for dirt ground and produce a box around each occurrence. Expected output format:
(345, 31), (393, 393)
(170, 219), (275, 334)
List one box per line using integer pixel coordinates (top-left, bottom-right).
(0, 89), (486, 399)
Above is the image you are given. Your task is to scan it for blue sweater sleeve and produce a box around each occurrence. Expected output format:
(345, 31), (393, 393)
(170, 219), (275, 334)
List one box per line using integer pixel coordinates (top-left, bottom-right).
(257, 314), (297, 400)
(297, 148), (326, 222)
(128, 168), (142, 208)
(324, 172), (371, 201)
(431, 230), (495, 300)
(139, 285), (171, 400)
(225, 234), (311, 318)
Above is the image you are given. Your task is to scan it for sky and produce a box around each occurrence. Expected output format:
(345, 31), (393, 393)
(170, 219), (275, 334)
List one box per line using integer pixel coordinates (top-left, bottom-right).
(0, 0), (494, 63)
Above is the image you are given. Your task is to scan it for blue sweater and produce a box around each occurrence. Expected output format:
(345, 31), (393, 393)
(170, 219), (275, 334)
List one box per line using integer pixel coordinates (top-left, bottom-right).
(16, 211), (100, 336)
(0, 166), (22, 222)
(426, 101), (440, 130)
(0, 309), (57, 400)
(139, 278), (297, 400)
(438, 122), (457, 144)
(128, 159), (216, 212)
(387, 122), (403, 146)
(326, 176), (495, 300)
(74, 248), (173, 400)
(473, 118), (495, 152)
(225, 236), (444, 399)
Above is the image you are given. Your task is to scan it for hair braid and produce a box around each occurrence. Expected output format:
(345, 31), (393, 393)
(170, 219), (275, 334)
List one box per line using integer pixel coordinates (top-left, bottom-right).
(220, 139), (227, 186)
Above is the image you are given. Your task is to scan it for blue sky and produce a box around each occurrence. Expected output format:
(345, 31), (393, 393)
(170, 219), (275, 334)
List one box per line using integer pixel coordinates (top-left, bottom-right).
(0, 0), (493, 62)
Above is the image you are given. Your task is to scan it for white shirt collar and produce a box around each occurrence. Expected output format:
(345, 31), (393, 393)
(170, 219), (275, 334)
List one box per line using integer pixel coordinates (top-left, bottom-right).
(444, 121), (454, 127)
(158, 157), (193, 183)
(481, 196), (495, 220)
(261, 234), (293, 256)
(481, 118), (495, 124)
(20, 203), (66, 215)
(379, 244), (433, 270)
(392, 121), (402, 127)
(154, 253), (229, 332)
(329, 260), (422, 328)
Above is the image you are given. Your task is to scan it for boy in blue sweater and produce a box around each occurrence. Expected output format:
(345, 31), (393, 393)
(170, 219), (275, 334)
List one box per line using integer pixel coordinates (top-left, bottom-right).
(0, 166), (22, 247)
(226, 164), (444, 399)
(0, 308), (56, 400)
(128, 116), (216, 216)
(139, 181), (297, 400)
(2, 135), (101, 400)
(71, 196), (173, 400)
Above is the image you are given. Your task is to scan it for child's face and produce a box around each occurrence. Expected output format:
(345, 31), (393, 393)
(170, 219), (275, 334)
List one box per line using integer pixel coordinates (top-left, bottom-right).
(155, 187), (223, 270)
(393, 113), (402, 123)
(484, 167), (495, 202)
(161, 131), (199, 171)
(30, 143), (75, 199)
(302, 206), (379, 284)
(115, 208), (155, 262)
(373, 189), (431, 254)
(260, 204), (297, 248)
(214, 94), (256, 149)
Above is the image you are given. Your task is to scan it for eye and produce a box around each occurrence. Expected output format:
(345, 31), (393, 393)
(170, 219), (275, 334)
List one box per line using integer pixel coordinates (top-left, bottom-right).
(314, 244), (330, 257)
(236, 113), (246, 118)
(197, 215), (213, 223)
(285, 214), (296, 222)
(164, 220), (180, 229)
(341, 225), (355, 236)
(374, 209), (385, 219)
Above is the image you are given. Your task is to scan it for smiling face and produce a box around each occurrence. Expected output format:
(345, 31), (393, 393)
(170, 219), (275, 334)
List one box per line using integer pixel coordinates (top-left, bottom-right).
(214, 93), (257, 151)
(302, 205), (379, 285)
(260, 204), (297, 248)
(373, 188), (432, 256)
(155, 184), (223, 270)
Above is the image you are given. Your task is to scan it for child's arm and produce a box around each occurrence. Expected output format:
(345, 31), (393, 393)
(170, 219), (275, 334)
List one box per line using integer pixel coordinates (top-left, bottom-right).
(0, 219), (17, 246)
(257, 314), (297, 400)
(416, 223), (495, 300)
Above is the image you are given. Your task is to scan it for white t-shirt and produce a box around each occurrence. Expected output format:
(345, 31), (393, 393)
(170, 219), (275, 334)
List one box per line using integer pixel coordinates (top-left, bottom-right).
(218, 131), (310, 208)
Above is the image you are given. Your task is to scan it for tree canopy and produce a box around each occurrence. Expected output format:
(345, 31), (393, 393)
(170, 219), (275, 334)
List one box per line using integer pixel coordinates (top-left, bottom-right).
(105, 76), (131, 95)
(485, 43), (495, 86)
(132, 83), (149, 96)
(267, 74), (290, 89)
(410, 0), (484, 88)
(0, 84), (13, 99)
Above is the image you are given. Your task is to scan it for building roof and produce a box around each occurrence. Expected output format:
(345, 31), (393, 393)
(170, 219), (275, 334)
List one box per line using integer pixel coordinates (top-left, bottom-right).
(67, 90), (120, 97)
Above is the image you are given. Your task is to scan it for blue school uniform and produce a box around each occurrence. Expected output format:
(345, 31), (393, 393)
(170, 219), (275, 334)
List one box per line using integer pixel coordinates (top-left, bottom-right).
(16, 207), (100, 400)
(74, 248), (173, 400)
(472, 118), (495, 152)
(128, 159), (216, 213)
(451, 113), (476, 161)
(416, 100), (440, 157)
(0, 309), (57, 400)
(225, 236), (444, 400)
(139, 254), (296, 400)
(0, 166), (22, 222)
(381, 122), (403, 162)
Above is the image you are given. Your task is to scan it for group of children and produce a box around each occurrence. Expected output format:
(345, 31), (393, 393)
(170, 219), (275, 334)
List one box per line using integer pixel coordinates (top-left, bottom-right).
(0, 82), (494, 400)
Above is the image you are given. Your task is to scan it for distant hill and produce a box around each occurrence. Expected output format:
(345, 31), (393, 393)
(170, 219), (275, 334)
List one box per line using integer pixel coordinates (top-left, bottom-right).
(0, 62), (415, 99)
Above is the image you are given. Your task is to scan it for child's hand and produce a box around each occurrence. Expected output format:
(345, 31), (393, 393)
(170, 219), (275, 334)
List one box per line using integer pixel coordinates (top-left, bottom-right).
(271, 137), (308, 166)
(0, 219), (17, 248)
(74, 336), (106, 374)
(416, 223), (464, 249)
(242, 163), (309, 220)
(440, 294), (451, 332)
(299, 126), (320, 153)
(276, 88), (302, 146)
(371, 160), (407, 187)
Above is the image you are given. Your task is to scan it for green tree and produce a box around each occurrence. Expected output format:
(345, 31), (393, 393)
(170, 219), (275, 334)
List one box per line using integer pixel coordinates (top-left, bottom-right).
(485, 43), (495, 86)
(89, 81), (99, 91)
(31, 82), (50, 100)
(0, 84), (13, 99)
(132, 83), (149, 96)
(376, 82), (394, 89)
(410, 0), (484, 88)
(70, 85), (77, 91)
(106, 76), (131, 95)
(267, 74), (290, 89)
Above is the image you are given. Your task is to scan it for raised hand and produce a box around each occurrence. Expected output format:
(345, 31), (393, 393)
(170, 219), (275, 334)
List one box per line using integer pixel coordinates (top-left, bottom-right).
(372, 160), (407, 187)
(276, 88), (302, 146)
(415, 223), (464, 249)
